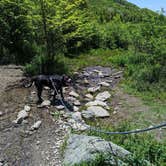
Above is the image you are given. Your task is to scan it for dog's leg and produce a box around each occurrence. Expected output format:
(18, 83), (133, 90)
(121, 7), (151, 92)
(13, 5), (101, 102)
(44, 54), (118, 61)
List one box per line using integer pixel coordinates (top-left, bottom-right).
(37, 87), (43, 104)
(59, 87), (64, 100)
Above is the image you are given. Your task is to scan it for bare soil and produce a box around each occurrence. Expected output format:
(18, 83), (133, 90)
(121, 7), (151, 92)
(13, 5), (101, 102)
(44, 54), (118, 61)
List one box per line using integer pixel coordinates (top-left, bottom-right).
(0, 66), (66, 166)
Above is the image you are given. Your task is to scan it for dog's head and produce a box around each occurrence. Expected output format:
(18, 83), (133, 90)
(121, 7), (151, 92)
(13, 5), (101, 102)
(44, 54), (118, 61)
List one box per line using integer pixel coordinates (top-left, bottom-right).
(62, 75), (72, 86)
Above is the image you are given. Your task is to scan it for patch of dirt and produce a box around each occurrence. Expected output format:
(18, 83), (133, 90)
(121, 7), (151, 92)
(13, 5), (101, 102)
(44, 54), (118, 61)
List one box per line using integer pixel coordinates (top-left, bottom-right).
(0, 66), (66, 166)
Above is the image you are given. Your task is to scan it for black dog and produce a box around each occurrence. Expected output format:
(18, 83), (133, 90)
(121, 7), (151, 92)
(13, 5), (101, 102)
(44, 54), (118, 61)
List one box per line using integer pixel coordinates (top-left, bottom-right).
(24, 74), (71, 104)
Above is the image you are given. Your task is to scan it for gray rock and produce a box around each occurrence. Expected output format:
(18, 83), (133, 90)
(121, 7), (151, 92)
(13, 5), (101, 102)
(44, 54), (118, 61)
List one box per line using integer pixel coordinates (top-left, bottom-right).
(98, 81), (110, 87)
(95, 91), (111, 101)
(87, 106), (110, 117)
(85, 94), (94, 100)
(69, 91), (79, 98)
(74, 100), (81, 106)
(88, 86), (100, 93)
(72, 112), (82, 122)
(81, 110), (95, 119)
(85, 100), (109, 109)
(64, 134), (130, 166)
(41, 100), (51, 107)
(30, 121), (42, 130)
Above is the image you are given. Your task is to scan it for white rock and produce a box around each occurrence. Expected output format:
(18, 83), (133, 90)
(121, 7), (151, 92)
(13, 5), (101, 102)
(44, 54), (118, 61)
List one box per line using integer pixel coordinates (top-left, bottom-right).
(83, 78), (89, 84)
(72, 112), (82, 122)
(17, 110), (28, 119)
(68, 119), (76, 124)
(69, 91), (79, 98)
(74, 100), (81, 106)
(98, 71), (104, 77)
(85, 94), (94, 100)
(24, 105), (31, 112)
(0, 111), (3, 116)
(98, 82), (110, 87)
(30, 121), (42, 130)
(87, 106), (110, 117)
(81, 110), (95, 119)
(95, 91), (111, 101)
(87, 86), (100, 93)
(41, 100), (51, 107)
(85, 100), (109, 109)
(55, 105), (65, 110)
(67, 96), (77, 102)
(73, 106), (79, 112)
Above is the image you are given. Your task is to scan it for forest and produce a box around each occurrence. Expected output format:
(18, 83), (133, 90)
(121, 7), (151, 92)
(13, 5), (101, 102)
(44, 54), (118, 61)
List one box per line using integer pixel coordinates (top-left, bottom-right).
(0, 0), (166, 94)
(0, 0), (166, 165)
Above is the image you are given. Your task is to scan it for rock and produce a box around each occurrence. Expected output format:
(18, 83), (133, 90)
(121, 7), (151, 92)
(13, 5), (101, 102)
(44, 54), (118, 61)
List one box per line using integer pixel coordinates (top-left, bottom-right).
(64, 134), (130, 166)
(72, 112), (82, 122)
(73, 106), (79, 112)
(0, 111), (3, 116)
(87, 106), (110, 117)
(98, 71), (104, 77)
(81, 110), (95, 119)
(24, 105), (31, 112)
(30, 121), (42, 130)
(41, 100), (51, 107)
(74, 100), (81, 106)
(69, 91), (79, 98)
(67, 96), (77, 102)
(83, 78), (89, 84)
(87, 86), (100, 93)
(17, 110), (28, 119)
(95, 91), (111, 101)
(85, 94), (93, 100)
(55, 105), (65, 110)
(98, 81), (110, 87)
(85, 100), (109, 109)
(71, 122), (89, 131)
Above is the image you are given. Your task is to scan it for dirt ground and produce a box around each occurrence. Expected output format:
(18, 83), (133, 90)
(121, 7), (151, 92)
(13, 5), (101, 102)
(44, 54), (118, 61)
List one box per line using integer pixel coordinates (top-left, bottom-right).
(0, 66), (66, 166)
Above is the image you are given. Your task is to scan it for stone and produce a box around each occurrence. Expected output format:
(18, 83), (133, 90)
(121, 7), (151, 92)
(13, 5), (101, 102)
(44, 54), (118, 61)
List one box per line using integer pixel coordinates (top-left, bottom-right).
(17, 110), (28, 119)
(30, 121), (42, 130)
(85, 100), (109, 109)
(0, 111), (3, 116)
(73, 106), (79, 112)
(95, 91), (111, 101)
(24, 105), (31, 112)
(74, 100), (81, 106)
(69, 91), (79, 98)
(87, 86), (100, 93)
(72, 112), (82, 122)
(41, 100), (51, 107)
(64, 134), (130, 166)
(83, 78), (89, 84)
(67, 96), (77, 102)
(85, 94), (93, 100)
(55, 105), (65, 110)
(98, 81), (110, 87)
(81, 110), (95, 119)
(87, 106), (110, 117)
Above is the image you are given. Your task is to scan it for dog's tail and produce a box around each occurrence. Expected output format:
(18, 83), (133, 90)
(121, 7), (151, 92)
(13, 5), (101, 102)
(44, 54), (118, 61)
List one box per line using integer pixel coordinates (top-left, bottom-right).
(23, 76), (36, 88)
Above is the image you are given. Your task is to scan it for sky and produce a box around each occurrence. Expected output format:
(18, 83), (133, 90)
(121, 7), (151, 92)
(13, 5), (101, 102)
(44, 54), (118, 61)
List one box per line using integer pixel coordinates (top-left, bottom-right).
(127, 0), (166, 12)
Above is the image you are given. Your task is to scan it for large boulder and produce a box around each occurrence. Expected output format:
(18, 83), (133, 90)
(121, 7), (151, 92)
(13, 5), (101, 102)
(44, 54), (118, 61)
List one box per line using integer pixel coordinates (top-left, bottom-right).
(64, 134), (130, 166)
(87, 106), (110, 118)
